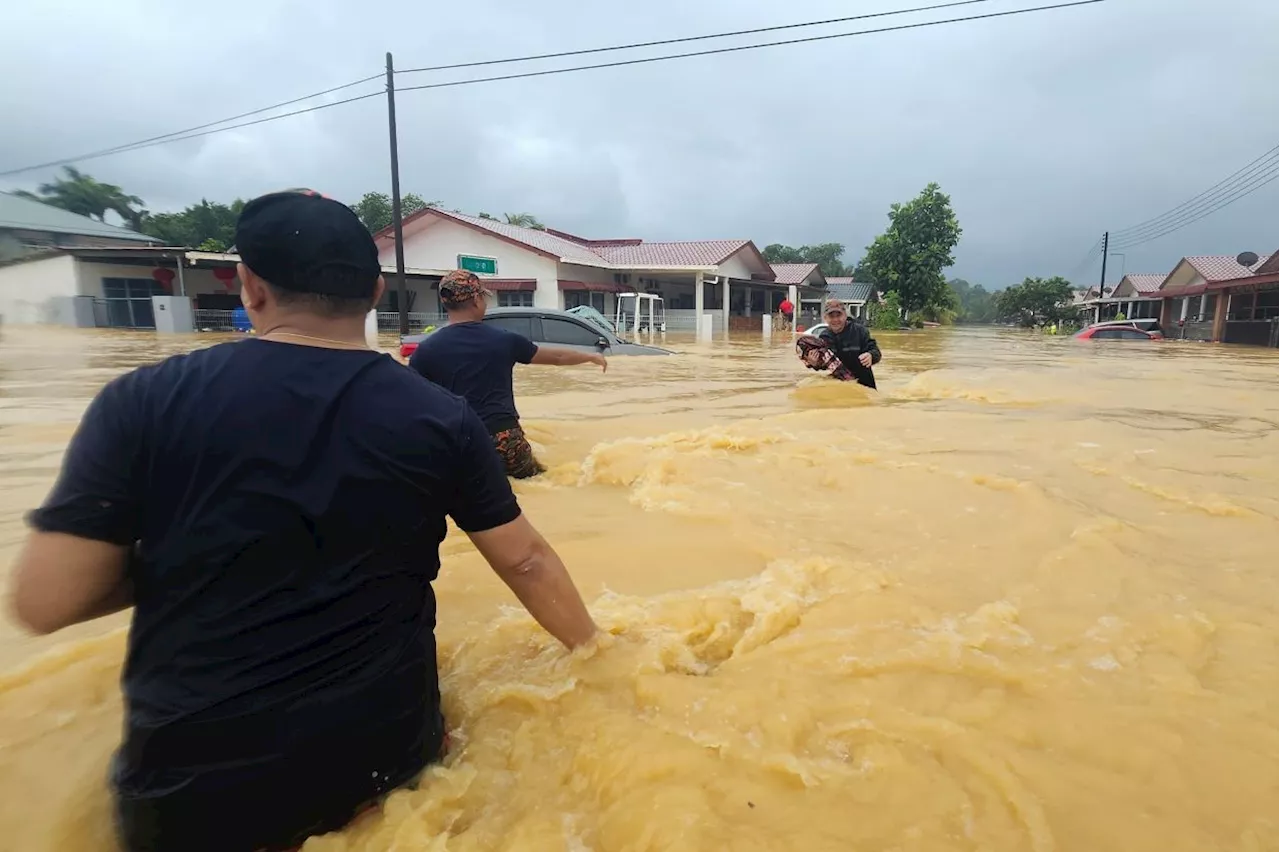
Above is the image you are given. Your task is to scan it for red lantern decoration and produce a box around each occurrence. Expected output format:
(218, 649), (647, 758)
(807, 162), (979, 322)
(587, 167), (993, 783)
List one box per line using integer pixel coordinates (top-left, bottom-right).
(213, 266), (238, 291)
(151, 267), (175, 291)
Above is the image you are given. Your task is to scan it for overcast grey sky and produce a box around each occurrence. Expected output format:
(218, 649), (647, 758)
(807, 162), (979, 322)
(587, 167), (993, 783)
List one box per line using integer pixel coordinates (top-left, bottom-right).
(1, 0), (1276, 286)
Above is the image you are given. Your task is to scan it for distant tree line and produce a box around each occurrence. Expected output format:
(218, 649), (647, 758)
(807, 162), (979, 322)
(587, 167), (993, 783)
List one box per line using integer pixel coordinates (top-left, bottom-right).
(11, 167), (546, 250)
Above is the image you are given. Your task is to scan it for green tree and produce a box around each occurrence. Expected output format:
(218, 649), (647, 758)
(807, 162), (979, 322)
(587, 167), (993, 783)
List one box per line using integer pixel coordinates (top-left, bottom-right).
(14, 166), (145, 228)
(860, 183), (962, 318)
(995, 276), (1076, 327)
(948, 278), (999, 324)
(350, 192), (435, 233)
(141, 199), (245, 250)
(868, 290), (904, 330)
(503, 212), (545, 230)
(761, 242), (853, 278)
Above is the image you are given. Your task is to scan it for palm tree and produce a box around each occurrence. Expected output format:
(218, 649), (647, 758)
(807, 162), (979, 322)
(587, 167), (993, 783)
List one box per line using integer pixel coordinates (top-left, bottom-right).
(502, 212), (545, 230)
(13, 166), (145, 228)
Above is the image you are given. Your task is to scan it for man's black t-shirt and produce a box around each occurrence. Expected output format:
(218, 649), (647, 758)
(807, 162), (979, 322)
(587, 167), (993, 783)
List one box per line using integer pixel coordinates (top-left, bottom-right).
(28, 339), (520, 851)
(408, 321), (538, 433)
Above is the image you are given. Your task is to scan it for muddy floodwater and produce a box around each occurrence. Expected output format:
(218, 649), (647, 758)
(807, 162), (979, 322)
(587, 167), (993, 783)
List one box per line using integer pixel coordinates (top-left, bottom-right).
(0, 324), (1276, 852)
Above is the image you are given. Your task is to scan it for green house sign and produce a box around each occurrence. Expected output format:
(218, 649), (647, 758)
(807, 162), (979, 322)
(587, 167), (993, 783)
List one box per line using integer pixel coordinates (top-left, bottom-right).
(457, 255), (497, 276)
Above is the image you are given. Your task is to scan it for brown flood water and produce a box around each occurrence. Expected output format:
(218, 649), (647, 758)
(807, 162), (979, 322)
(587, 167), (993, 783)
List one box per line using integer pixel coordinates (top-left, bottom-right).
(0, 324), (1276, 852)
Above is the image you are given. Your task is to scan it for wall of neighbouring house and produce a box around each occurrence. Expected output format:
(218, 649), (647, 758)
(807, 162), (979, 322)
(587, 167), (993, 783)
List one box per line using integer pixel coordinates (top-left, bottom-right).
(381, 219), (560, 309)
(1160, 263), (1203, 293)
(72, 261), (225, 302)
(717, 248), (766, 283)
(0, 254), (80, 323)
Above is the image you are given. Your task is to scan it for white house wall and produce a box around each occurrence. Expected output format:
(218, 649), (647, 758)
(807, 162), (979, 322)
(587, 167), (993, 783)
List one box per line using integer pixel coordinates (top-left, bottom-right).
(381, 218), (560, 309)
(0, 253), (79, 323)
(717, 249), (761, 283)
(73, 261), (224, 301)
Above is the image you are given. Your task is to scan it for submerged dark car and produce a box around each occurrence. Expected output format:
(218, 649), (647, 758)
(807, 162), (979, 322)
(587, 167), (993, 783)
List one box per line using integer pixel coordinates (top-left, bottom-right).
(399, 307), (671, 359)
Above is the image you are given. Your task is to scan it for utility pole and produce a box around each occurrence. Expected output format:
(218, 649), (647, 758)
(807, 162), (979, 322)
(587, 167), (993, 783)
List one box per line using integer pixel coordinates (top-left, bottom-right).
(1097, 231), (1109, 298)
(385, 52), (409, 336)
(1094, 231), (1109, 324)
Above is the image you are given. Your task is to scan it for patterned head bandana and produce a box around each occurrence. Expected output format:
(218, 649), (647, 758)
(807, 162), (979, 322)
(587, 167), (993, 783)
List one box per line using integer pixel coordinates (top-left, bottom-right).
(439, 269), (489, 307)
(822, 298), (847, 317)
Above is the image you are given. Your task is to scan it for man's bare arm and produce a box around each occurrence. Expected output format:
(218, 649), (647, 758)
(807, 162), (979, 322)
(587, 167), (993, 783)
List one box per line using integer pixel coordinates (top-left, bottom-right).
(8, 532), (133, 635)
(529, 347), (607, 371)
(466, 515), (598, 648)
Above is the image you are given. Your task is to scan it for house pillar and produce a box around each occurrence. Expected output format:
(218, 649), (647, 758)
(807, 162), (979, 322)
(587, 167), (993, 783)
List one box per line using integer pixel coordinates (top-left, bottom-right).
(1158, 298), (1172, 329)
(1211, 288), (1228, 342)
(721, 277), (731, 337)
(694, 271), (705, 341)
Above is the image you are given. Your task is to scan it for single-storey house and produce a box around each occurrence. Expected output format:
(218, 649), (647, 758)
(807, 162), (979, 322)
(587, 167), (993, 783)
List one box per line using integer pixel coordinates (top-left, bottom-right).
(824, 278), (875, 320)
(1156, 251), (1277, 345)
(0, 191), (160, 261)
(1096, 273), (1165, 321)
(373, 208), (800, 332)
(0, 245), (444, 329)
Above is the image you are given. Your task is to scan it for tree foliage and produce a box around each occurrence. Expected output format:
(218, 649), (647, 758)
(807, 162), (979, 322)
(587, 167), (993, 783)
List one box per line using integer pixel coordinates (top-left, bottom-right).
(141, 199), (245, 250)
(868, 290), (904, 330)
(859, 183), (962, 318)
(350, 192), (435, 234)
(948, 278), (999, 324)
(502, 212), (545, 230)
(761, 242), (853, 279)
(14, 166), (146, 229)
(995, 276), (1077, 326)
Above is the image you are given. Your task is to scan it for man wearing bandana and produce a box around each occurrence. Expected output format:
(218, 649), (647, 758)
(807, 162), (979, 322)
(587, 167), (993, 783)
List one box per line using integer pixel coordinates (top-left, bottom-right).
(409, 270), (606, 478)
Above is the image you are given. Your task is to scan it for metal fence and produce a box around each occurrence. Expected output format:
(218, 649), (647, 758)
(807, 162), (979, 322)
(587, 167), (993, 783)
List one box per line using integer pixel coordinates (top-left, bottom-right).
(376, 312), (446, 332)
(193, 309), (239, 331)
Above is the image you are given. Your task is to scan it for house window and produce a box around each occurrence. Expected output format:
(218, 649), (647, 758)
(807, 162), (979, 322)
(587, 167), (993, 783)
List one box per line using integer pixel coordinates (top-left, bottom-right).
(497, 291), (534, 307)
(1228, 289), (1279, 321)
(563, 290), (605, 312)
(101, 277), (166, 328)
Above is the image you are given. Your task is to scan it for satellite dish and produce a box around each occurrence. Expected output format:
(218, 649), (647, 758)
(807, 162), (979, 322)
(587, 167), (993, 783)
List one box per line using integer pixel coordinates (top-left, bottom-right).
(1236, 251), (1259, 267)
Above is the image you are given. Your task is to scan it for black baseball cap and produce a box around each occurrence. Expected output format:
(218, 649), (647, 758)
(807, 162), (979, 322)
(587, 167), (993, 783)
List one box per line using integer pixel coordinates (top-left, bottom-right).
(235, 189), (381, 297)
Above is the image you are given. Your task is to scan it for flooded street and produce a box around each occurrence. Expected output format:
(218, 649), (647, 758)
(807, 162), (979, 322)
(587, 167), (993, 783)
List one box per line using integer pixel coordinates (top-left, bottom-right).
(0, 325), (1275, 852)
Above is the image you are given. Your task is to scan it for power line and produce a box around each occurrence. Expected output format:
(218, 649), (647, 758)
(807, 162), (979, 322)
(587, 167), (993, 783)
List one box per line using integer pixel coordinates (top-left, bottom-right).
(3, 91), (385, 178)
(397, 0), (1000, 75)
(1111, 140), (1280, 236)
(397, 1), (1107, 95)
(0, 0), (1106, 176)
(1066, 236), (1103, 280)
(1108, 158), (1278, 247)
(0, 75), (383, 178)
(1110, 167), (1278, 250)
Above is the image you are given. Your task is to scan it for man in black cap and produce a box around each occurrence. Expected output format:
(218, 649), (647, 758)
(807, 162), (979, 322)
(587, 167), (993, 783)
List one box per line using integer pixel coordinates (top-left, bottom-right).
(8, 189), (599, 852)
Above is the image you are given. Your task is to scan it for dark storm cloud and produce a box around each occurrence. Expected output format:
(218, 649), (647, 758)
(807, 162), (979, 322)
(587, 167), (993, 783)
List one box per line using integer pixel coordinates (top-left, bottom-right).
(1, 0), (1275, 287)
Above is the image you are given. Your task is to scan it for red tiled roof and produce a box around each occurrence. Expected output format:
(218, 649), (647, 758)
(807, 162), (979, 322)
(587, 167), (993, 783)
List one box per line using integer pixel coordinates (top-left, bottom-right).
(1184, 254), (1267, 282)
(1121, 273), (1165, 294)
(769, 263), (820, 285)
(1256, 250), (1279, 276)
(592, 239), (753, 267)
(483, 279), (536, 292)
(826, 276), (855, 285)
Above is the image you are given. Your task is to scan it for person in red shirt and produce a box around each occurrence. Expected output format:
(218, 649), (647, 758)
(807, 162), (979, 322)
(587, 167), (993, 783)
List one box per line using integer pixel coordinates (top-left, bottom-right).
(778, 296), (794, 328)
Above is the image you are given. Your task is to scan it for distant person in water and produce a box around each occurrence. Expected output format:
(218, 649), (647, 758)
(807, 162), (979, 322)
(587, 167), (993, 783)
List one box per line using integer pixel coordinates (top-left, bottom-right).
(409, 270), (606, 478)
(8, 190), (598, 852)
(817, 298), (881, 389)
(779, 296), (794, 329)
